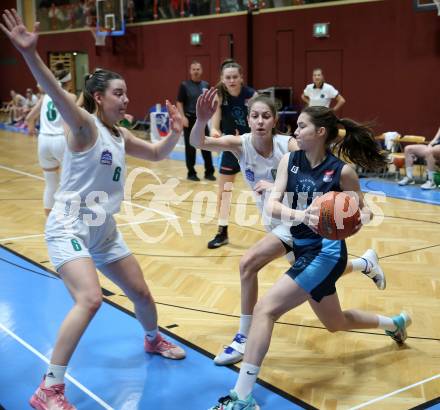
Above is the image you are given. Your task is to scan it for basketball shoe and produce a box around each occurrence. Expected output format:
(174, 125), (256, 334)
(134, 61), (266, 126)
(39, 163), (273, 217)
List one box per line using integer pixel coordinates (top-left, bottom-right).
(209, 390), (260, 410)
(385, 311), (412, 344)
(144, 333), (186, 359)
(29, 377), (76, 410)
(214, 333), (247, 365)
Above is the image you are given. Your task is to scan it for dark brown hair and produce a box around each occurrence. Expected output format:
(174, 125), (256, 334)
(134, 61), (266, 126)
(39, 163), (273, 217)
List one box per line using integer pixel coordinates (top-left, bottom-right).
(302, 106), (387, 170)
(83, 69), (123, 113)
(216, 61), (243, 103)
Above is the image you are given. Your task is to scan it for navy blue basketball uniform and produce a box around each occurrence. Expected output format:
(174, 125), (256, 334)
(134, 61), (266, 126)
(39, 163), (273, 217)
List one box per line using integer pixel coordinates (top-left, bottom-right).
(284, 150), (348, 302)
(219, 86), (255, 175)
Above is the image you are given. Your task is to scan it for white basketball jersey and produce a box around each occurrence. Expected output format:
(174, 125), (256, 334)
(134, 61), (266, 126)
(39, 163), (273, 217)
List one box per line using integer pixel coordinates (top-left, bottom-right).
(238, 133), (290, 230)
(39, 94), (65, 136)
(52, 116), (125, 217)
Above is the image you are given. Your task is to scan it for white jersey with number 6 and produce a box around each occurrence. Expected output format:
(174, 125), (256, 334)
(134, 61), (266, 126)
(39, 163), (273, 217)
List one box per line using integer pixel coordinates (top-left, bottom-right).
(40, 94), (65, 136)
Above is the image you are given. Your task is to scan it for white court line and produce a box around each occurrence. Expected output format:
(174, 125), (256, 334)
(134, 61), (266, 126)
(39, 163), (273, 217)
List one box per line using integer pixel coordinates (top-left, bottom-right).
(0, 322), (114, 409)
(0, 163), (179, 219)
(123, 200), (179, 219)
(0, 233), (45, 242)
(0, 164), (45, 181)
(0, 218), (175, 243)
(348, 373), (440, 409)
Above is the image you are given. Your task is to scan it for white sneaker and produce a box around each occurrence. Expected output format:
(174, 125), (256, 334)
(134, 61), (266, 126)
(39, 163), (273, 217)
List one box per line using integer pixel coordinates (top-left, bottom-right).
(361, 249), (386, 290)
(213, 333), (247, 366)
(398, 176), (415, 186)
(421, 180), (436, 190)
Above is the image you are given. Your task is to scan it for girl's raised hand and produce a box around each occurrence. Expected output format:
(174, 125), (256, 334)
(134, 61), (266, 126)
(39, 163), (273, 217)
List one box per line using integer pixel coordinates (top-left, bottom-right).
(196, 87), (218, 122)
(0, 9), (39, 54)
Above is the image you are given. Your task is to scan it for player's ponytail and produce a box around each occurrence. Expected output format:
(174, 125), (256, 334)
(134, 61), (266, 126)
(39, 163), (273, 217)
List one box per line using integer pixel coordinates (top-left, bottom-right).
(335, 117), (387, 170)
(83, 69), (123, 114)
(303, 106), (387, 170)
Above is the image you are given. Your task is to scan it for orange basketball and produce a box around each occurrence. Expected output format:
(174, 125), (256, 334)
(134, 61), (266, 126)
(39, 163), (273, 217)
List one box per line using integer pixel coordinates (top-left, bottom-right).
(312, 191), (361, 240)
(393, 157), (405, 169)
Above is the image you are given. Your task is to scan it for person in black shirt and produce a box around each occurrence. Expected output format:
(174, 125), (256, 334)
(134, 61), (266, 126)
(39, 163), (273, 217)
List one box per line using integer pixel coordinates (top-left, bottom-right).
(207, 61), (257, 249)
(177, 60), (215, 181)
(208, 106), (411, 409)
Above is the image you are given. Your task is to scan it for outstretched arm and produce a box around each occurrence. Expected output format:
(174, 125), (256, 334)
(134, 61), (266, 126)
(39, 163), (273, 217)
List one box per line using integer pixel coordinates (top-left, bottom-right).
(124, 100), (183, 161)
(190, 87), (242, 154)
(0, 9), (95, 148)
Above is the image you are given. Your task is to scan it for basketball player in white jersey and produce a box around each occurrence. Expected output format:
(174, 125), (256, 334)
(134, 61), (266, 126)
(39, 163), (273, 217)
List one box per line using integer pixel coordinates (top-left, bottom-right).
(191, 89), (386, 367)
(26, 65), (77, 215)
(1, 10), (186, 410)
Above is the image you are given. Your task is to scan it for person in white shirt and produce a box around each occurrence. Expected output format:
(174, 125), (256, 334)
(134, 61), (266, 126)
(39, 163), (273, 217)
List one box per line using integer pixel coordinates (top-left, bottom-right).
(301, 68), (346, 112)
(1, 9), (186, 410)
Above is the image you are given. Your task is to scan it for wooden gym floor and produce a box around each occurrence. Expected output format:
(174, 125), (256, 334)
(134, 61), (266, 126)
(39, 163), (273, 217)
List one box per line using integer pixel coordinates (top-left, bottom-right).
(0, 129), (439, 409)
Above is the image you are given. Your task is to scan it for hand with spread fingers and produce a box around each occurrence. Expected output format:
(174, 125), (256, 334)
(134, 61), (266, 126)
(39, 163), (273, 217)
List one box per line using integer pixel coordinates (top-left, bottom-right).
(0, 9), (40, 54)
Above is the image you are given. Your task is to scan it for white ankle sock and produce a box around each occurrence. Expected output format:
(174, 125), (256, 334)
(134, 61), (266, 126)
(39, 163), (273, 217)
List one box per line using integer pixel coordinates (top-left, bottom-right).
(145, 328), (158, 342)
(239, 315), (253, 337)
(234, 362), (260, 400)
(406, 167), (414, 179)
(377, 315), (397, 331)
(428, 170), (435, 181)
(45, 364), (67, 387)
(351, 257), (370, 273)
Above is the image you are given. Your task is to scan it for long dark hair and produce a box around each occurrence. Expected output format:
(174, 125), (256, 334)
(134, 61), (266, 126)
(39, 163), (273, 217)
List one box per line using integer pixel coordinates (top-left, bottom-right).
(216, 61), (243, 104)
(303, 106), (387, 170)
(83, 69), (123, 113)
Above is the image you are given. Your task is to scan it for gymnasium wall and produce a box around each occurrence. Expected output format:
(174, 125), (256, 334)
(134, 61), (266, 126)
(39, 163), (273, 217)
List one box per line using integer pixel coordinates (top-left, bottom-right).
(0, 0), (439, 137)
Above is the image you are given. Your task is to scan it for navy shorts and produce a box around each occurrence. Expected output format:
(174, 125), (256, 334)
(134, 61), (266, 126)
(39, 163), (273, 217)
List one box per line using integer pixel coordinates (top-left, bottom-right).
(285, 238), (347, 302)
(218, 151), (241, 175)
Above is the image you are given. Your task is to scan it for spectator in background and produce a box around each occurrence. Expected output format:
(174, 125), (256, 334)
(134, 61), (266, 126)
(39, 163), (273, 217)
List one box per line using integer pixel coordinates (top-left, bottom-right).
(398, 127), (440, 190)
(301, 68), (345, 112)
(7, 89), (26, 125)
(177, 60), (216, 181)
(23, 87), (38, 116)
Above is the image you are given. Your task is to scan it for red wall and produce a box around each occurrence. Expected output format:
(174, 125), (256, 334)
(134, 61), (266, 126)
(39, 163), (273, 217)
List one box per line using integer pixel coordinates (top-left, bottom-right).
(1, 0), (439, 137)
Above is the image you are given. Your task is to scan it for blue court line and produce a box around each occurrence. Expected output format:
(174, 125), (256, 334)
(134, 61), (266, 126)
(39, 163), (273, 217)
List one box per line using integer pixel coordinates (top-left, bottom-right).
(0, 245), (313, 410)
(359, 178), (440, 206)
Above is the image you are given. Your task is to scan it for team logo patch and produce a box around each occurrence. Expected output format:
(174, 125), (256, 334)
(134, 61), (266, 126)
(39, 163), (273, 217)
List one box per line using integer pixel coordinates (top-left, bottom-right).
(290, 165), (299, 174)
(321, 94), (325, 99)
(323, 169), (335, 182)
(100, 150), (113, 165)
(245, 168), (255, 182)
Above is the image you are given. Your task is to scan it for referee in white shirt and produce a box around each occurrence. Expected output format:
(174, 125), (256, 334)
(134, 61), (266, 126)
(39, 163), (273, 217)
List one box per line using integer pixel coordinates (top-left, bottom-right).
(301, 68), (346, 112)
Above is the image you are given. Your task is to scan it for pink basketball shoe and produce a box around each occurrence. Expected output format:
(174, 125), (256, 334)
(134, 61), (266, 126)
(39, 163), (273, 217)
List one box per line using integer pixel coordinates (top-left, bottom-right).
(144, 333), (186, 360)
(29, 378), (76, 410)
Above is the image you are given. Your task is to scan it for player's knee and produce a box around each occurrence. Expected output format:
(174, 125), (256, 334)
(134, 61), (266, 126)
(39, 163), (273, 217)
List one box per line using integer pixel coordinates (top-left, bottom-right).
(43, 171), (60, 209)
(129, 286), (153, 304)
(239, 253), (259, 280)
(79, 291), (103, 314)
(253, 300), (279, 322)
